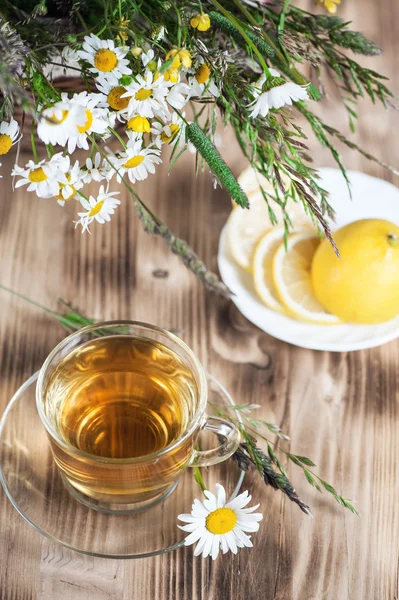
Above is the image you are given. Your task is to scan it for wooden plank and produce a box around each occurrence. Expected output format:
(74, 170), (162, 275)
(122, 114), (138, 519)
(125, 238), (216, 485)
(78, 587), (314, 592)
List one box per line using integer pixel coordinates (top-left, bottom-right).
(0, 0), (398, 597)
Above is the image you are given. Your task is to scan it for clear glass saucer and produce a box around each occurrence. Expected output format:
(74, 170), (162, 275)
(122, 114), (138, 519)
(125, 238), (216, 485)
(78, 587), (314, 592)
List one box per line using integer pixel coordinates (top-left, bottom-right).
(0, 372), (245, 559)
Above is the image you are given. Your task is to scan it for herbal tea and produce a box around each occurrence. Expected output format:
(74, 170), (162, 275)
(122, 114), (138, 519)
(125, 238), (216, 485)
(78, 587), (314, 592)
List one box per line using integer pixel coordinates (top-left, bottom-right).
(45, 336), (197, 459)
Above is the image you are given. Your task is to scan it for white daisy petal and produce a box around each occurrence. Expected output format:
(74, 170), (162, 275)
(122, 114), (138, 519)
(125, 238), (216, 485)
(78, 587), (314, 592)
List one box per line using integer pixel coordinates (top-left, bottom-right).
(194, 532), (210, 557)
(178, 484), (262, 559)
(202, 532), (214, 558)
(216, 484), (226, 508)
(220, 535), (229, 554)
(183, 528), (206, 546)
(233, 527), (253, 548)
(211, 535), (221, 560)
(225, 531), (238, 554)
(179, 522), (201, 533)
(226, 491), (250, 510)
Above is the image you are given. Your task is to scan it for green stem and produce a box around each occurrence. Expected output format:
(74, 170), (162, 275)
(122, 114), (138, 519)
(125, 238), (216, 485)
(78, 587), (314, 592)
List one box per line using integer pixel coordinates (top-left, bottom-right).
(193, 465), (206, 492)
(231, 0), (312, 88)
(0, 284), (74, 329)
(108, 126), (127, 149)
(278, 0), (291, 35)
(209, 0), (271, 76)
(30, 120), (38, 163)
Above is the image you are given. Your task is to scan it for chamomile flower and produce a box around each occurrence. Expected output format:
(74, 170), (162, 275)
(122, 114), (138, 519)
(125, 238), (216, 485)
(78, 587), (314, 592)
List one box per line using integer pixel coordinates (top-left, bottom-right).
(66, 91), (110, 153)
(44, 46), (81, 79)
(115, 139), (162, 183)
(0, 120), (20, 155)
(122, 71), (169, 118)
(166, 81), (191, 110)
(248, 70), (308, 119)
(189, 59), (219, 98)
(141, 48), (156, 69)
(151, 112), (186, 149)
(55, 158), (82, 206)
(12, 155), (68, 198)
(37, 99), (86, 146)
(178, 484), (262, 560)
(78, 153), (106, 185)
(74, 186), (121, 232)
(95, 79), (130, 121)
(77, 34), (131, 85)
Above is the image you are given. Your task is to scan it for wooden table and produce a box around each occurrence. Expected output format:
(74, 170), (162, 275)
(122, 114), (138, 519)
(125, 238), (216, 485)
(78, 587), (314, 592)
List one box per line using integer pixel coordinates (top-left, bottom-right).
(1, 2), (398, 598)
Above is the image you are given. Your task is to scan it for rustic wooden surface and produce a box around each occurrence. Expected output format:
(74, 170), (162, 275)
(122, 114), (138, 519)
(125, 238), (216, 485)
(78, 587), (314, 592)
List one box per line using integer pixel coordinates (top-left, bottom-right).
(0, 1), (398, 598)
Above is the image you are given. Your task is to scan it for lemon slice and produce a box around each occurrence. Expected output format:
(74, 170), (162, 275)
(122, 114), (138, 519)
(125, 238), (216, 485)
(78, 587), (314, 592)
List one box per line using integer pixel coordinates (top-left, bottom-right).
(273, 232), (341, 324)
(253, 228), (286, 313)
(238, 166), (274, 197)
(226, 198), (271, 271)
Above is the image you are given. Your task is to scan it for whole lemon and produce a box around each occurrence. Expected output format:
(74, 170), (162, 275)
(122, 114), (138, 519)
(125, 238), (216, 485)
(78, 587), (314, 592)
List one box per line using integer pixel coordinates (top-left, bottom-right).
(311, 219), (399, 324)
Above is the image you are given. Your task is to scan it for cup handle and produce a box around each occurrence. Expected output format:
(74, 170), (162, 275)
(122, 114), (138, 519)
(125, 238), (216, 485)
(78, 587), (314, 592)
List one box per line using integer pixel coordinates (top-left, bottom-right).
(189, 415), (241, 468)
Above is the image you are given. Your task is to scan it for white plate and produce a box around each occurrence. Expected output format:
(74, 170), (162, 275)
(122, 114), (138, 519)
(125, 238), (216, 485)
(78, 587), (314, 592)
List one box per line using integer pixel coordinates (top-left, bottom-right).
(218, 168), (399, 352)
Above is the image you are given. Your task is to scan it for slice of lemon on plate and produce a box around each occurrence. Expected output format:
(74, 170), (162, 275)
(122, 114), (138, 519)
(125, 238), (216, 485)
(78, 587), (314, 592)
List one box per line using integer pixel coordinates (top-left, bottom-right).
(226, 197), (271, 271)
(238, 166), (274, 197)
(273, 231), (341, 324)
(253, 228), (286, 313)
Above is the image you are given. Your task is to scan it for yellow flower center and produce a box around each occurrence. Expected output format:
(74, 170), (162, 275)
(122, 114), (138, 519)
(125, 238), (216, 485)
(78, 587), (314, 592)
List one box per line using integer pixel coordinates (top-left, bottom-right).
(28, 167), (47, 183)
(77, 109), (93, 134)
(195, 64), (211, 85)
(88, 201), (104, 217)
(0, 134), (13, 155)
(135, 88), (152, 101)
(163, 68), (179, 83)
(123, 155), (144, 169)
(127, 115), (150, 133)
(94, 48), (118, 72)
(131, 46), (142, 57)
(205, 508), (237, 535)
(47, 109), (69, 125)
(56, 175), (76, 201)
(107, 86), (129, 111)
(161, 124), (180, 143)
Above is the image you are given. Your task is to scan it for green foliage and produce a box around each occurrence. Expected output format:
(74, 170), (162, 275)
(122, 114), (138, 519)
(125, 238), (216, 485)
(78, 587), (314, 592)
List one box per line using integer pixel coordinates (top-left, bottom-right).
(209, 11), (274, 58)
(187, 122), (249, 208)
(0, 0), (397, 292)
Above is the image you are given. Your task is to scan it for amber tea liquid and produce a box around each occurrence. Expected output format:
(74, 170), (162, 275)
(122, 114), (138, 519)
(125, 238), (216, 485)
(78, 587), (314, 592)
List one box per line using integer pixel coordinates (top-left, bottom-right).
(43, 335), (199, 503)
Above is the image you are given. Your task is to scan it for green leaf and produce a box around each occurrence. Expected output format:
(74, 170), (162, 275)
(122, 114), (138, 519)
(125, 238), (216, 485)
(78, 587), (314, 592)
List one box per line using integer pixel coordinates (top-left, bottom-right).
(303, 469), (322, 492)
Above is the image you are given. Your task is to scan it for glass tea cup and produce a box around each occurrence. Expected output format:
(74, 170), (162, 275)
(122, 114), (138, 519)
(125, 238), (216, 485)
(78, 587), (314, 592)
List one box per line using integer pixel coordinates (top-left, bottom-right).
(36, 322), (241, 513)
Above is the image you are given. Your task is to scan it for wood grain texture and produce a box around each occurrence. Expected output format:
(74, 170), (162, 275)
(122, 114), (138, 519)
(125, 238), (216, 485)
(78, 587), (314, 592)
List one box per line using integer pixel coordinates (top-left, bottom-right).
(0, 1), (398, 598)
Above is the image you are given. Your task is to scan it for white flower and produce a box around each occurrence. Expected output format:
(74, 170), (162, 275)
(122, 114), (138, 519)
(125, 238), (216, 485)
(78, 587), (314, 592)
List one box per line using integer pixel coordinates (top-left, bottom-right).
(66, 91), (111, 153)
(95, 78), (130, 121)
(189, 59), (219, 98)
(44, 46), (81, 79)
(56, 158), (82, 206)
(122, 71), (169, 118)
(0, 120), (21, 155)
(248, 70), (308, 118)
(37, 100), (86, 146)
(141, 48), (155, 68)
(78, 152), (106, 185)
(151, 112), (186, 149)
(12, 154), (70, 198)
(166, 82), (191, 110)
(74, 185), (120, 232)
(77, 34), (131, 85)
(114, 139), (162, 183)
(178, 484), (262, 560)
